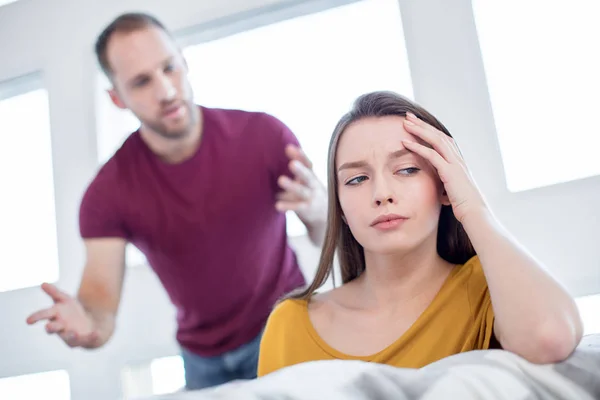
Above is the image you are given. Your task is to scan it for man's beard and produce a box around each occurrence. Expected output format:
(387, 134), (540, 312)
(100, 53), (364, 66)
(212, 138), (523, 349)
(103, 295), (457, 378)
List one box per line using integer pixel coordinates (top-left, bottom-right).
(143, 101), (197, 140)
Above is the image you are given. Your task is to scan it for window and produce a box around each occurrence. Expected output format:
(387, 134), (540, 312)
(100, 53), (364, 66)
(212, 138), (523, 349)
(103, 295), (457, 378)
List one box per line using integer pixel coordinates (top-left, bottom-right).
(0, 75), (59, 292)
(96, 0), (412, 236)
(125, 244), (148, 268)
(183, 0), (412, 235)
(150, 356), (185, 395)
(95, 74), (139, 165)
(121, 356), (184, 398)
(472, 0), (600, 192)
(0, 370), (70, 400)
(576, 293), (600, 335)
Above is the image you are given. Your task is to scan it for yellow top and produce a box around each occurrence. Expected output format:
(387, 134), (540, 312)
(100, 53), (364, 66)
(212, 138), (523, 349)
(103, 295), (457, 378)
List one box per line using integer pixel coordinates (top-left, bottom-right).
(257, 256), (495, 376)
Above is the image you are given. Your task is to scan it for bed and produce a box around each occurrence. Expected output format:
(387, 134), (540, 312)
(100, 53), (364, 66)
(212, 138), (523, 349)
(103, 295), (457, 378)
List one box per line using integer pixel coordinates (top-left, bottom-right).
(146, 333), (600, 399)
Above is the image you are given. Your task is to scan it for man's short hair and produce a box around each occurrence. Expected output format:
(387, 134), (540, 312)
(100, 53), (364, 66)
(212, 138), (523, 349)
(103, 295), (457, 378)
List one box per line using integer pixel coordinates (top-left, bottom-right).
(95, 12), (171, 77)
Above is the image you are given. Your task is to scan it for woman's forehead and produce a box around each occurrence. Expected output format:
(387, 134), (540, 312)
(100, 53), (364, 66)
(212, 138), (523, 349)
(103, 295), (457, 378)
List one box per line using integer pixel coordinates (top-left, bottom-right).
(337, 117), (415, 159)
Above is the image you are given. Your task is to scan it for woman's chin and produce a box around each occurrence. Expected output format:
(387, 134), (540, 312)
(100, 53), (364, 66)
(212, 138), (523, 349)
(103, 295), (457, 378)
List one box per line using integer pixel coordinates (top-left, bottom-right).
(362, 241), (415, 257)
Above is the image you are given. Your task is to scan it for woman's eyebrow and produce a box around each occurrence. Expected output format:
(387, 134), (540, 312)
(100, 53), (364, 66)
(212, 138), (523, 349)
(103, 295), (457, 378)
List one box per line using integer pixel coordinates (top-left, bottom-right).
(338, 149), (414, 172)
(337, 160), (368, 172)
(389, 148), (411, 160)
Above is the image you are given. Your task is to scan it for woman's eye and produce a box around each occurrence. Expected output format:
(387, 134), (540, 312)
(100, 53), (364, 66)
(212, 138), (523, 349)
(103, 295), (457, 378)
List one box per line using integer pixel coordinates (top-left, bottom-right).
(397, 167), (420, 175)
(346, 176), (368, 185)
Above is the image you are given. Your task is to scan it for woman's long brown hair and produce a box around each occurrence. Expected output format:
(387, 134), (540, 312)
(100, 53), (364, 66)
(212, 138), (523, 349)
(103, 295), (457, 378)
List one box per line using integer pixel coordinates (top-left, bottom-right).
(287, 91), (475, 301)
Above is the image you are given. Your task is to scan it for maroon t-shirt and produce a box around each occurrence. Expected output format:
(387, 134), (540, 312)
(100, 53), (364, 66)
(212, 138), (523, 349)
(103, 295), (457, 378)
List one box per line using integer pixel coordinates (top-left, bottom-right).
(79, 106), (306, 356)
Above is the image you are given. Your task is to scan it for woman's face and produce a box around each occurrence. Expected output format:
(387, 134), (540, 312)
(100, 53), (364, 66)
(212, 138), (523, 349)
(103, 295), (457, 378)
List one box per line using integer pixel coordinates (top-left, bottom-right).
(335, 116), (447, 255)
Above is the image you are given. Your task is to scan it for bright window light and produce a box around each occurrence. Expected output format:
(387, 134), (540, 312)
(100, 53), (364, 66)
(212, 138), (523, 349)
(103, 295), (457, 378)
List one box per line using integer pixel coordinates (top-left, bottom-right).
(0, 81), (59, 292)
(184, 0), (411, 235)
(150, 356), (185, 395)
(95, 74), (139, 165)
(0, 370), (70, 399)
(472, 0), (600, 192)
(121, 355), (185, 398)
(125, 244), (148, 268)
(576, 293), (600, 335)
(96, 0), (412, 236)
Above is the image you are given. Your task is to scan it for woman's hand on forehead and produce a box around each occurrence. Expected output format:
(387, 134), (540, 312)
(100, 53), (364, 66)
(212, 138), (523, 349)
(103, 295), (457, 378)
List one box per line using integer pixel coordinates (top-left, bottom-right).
(400, 112), (487, 223)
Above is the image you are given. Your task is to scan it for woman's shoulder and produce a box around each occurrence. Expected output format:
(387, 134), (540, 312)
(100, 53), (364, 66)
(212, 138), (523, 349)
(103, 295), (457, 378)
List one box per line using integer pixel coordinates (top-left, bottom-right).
(451, 255), (490, 300)
(261, 298), (308, 344)
(269, 297), (308, 322)
(463, 255), (485, 282)
(268, 289), (341, 325)
(451, 255), (484, 280)
(440, 255), (488, 296)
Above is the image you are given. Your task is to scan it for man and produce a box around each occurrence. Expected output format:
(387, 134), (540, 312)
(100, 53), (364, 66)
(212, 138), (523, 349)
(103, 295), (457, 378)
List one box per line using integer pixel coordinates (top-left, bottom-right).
(26, 12), (327, 390)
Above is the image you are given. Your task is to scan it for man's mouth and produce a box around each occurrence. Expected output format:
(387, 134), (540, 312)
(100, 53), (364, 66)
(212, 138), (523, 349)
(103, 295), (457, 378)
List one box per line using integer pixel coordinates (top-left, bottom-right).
(162, 104), (185, 119)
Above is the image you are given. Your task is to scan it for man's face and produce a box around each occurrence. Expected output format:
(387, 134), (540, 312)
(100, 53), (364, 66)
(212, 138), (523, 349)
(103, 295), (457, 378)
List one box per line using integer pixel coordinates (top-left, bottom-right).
(106, 26), (197, 140)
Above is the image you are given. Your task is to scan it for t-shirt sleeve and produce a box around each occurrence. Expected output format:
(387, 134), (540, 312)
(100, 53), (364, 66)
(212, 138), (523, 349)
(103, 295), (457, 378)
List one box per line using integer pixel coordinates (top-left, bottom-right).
(465, 256), (496, 349)
(261, 113), (302, 183)
(79, 169), (130, 240)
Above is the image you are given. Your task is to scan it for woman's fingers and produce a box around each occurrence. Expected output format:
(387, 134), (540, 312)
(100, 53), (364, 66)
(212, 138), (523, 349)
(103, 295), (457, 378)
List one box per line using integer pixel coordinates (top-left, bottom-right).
(404, 113), (463, 164)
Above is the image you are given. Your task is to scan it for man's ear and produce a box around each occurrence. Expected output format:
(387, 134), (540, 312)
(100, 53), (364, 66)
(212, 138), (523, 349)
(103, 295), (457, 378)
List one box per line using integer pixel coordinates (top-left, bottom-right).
(108, 88), (126, 110)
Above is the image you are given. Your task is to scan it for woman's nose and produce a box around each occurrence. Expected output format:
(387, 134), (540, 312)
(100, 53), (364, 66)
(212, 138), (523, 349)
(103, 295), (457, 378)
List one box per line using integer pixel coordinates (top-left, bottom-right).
(373, 178), (396, 206)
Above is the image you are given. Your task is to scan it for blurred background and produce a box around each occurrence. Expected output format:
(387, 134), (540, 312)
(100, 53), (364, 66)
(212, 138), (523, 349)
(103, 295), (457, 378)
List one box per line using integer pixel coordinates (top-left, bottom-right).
(0, 0), (598, 398)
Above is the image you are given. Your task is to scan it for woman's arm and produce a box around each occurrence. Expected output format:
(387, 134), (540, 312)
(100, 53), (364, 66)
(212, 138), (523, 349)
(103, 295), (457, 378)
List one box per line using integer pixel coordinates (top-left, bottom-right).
(462, 208), (583, 364)
(401, 112), (583, 364)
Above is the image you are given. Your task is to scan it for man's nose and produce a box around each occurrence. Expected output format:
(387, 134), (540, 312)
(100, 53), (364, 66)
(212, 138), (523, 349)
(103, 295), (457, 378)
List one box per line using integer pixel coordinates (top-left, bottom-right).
(155, 74), (176, 101)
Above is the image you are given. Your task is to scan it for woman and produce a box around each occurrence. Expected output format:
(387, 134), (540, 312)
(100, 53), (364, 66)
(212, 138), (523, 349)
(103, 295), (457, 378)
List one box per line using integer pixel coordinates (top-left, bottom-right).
(257, 91), (583, 377)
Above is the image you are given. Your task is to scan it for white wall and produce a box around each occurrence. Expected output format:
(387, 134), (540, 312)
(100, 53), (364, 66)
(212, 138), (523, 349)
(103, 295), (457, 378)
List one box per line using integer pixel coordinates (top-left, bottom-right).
(0, 0), (598, 399)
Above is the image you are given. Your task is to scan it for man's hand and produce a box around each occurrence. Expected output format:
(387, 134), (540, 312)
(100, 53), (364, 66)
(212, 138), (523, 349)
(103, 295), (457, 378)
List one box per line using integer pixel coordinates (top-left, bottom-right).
(26, 283), (100, 348)
(276, 144), (327, 245)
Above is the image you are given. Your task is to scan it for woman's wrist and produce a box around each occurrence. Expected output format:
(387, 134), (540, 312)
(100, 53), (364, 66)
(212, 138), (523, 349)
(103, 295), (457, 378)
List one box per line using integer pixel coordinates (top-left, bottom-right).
(459, 205), (494, 233)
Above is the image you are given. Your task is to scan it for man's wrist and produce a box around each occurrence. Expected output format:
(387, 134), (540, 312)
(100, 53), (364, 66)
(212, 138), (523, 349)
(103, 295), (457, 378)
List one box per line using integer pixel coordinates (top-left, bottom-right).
(81, 305), (114, 346)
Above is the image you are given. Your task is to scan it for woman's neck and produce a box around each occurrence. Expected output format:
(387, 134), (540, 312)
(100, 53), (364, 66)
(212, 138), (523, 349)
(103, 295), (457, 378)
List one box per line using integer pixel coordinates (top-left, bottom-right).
(354, 240), (454, 310)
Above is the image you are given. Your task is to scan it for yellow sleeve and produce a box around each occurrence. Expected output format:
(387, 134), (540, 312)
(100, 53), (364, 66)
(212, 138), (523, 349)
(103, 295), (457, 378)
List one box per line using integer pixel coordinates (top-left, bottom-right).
(257, 299), (304, 377)
(465, 256), (496, 349)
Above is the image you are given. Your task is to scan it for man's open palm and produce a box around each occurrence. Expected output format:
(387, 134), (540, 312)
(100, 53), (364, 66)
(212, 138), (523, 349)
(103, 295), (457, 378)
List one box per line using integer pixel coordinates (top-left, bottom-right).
(26, 283), (99, 348)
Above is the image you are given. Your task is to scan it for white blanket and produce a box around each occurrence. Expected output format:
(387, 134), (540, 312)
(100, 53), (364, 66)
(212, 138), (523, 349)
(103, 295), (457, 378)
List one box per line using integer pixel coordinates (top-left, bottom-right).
(145, 334), (600, 400)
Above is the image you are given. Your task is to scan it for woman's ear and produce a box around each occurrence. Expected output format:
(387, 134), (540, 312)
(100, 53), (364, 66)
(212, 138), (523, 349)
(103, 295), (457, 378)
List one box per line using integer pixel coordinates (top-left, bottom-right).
(440, 188), (451, 206)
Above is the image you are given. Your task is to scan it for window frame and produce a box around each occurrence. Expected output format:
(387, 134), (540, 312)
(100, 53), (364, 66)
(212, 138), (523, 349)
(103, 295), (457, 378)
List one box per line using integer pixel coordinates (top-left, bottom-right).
(0, 72), (60, 293)
(174, 0), (364, 48)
